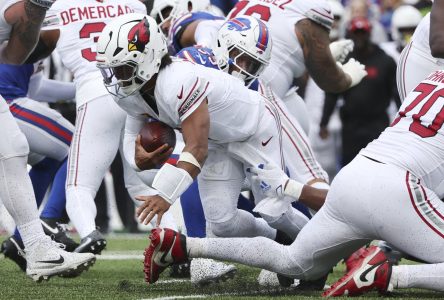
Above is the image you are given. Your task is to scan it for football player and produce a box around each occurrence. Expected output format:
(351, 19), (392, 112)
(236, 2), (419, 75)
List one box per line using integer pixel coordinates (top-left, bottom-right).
(0, 0), (94, 281)
(145, 67), (444, 296)
(25, 0), (178, 254)
(397, 0), (444, 101)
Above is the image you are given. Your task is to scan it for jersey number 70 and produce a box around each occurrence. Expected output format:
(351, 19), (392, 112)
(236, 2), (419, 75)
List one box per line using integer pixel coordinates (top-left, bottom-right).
(391, 82), (444, 138)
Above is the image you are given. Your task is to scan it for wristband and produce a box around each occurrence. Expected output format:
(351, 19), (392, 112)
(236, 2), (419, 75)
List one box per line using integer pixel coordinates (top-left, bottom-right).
(178, 151), (201, 170)
(283, 179), (304, 201)
(152, 163), (193, 205)
(29, 0), (55, 9)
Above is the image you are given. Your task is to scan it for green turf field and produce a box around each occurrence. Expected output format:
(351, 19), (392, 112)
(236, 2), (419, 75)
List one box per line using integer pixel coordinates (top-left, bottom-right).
(0, 234), (442, 300)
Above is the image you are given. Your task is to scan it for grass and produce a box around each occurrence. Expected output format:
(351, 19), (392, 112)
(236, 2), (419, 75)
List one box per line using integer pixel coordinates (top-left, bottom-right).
(0, 234), (442, 300)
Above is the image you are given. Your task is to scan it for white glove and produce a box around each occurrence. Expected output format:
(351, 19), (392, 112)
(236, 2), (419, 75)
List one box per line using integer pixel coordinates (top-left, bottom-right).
(30, 0), (56, 9)
(329, 39), (354, 63)
(338, 58), (367, 88)
(248, 163), (304, 201)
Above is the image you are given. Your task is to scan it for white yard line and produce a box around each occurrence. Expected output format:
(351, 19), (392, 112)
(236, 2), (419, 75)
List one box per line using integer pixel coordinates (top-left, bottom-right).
(141, 288), (284, 300)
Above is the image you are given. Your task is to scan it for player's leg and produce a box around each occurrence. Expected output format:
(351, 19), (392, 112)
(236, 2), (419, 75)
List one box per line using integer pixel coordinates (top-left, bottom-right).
(0, 99), (95, 279)
(397, 42), (442, 101)
(66, 96), (124, 251)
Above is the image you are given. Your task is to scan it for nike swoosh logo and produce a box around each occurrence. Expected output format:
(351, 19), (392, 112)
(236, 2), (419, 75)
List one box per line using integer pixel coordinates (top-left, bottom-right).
(159, 235), (175, 265)
(261, 136), (273, 146)
(37, 255), (64, 264)
(359, 260), (385, 283)
(41, 221), (59, 235)
(177, 86), (184, 99)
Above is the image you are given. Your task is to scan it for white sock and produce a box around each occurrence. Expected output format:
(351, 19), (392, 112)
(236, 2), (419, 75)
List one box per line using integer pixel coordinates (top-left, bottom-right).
(391, 264), (444, 292)
(66, 186), (97, 238)
(187, 236), (301, 277)
(0, 156), (45, 248)
(18, 219), (47, 250)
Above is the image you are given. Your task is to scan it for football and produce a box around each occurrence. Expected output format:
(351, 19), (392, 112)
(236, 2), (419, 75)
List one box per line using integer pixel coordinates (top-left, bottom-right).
(139, 120), (176, 152)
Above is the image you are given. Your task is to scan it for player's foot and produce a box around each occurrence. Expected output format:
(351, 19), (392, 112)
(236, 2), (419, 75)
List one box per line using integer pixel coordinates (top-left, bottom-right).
(143, 228), (188, 284)
(258, 270), (285, 286)
(26, 237), (96, 282)
(190, 258), (237, 286)
(296, 272), (329, 291)
(323, 246), (393, 297)
(41, 218), (79, 252)
(344, 246), (371, 272)
(74, 230), (107, 254)
(1, 235), (26, 271)
(169, 260), (191, 278)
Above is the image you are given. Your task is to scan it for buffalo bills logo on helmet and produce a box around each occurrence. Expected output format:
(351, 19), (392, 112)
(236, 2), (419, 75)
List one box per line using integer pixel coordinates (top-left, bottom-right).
(226, 18), (251, 31)
(127, 17), (151, 52)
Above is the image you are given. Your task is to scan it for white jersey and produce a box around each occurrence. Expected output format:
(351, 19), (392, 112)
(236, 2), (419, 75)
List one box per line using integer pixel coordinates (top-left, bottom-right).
(0, 0), (19, 42)
(411, 13), (444, 65)
(117, 59), (263, 144)
(42, 0), (146, 106)
(361, 70), (444, 197)
(227, 0), (333, 98)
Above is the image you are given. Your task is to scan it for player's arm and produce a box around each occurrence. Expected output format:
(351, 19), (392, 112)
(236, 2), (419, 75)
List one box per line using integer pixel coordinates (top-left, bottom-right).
(178, 21), (201, 49)
(25, 29), (59, 64)
(0, 1), (48, 64)
(136, 100), (210, 226)
(430, 0), (444, 58)
(295, 19), (366, 93)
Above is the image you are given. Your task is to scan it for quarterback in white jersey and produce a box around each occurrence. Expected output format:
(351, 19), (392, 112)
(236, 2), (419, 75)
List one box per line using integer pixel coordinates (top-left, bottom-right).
(29, 0), (178, 253)
(0, 0), (95, 281)
(145, 68), (444, 295)
(397, 0), (444, 101)
(97, 14), (328, 247)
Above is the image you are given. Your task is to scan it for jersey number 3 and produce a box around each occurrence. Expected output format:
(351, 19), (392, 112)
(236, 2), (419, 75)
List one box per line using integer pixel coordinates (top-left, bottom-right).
(80, 22), (107, 62)
(391, 82), (444, 138)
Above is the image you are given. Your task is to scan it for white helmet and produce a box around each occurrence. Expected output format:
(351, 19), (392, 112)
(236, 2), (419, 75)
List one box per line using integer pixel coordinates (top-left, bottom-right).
(171, 0), (211, 19)
(391, 5), (422, 47)
(212, 16), (272, 86)
(96, 13), (168, 98)
(150, 0), (177, 26)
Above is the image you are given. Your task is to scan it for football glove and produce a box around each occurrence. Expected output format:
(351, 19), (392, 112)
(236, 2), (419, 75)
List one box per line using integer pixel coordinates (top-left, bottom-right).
(338, 58), (367, 88)
(329, 39), (354, 63)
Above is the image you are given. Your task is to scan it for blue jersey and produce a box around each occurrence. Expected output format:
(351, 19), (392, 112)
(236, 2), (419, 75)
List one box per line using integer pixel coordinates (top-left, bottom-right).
(176, 46), (260, 91)
(169, 11), (223, 54)
(0, 64), (34, 100)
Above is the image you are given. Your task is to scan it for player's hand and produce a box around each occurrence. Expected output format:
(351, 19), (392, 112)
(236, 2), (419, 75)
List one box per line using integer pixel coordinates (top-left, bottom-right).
(329, 39), (354, 63)
(136, 194), (171, 226)
(319, 126), (330, 140)
(338, 58), (367, 88)
(135, 135), (174, 170)
(247, 163), (290, 199)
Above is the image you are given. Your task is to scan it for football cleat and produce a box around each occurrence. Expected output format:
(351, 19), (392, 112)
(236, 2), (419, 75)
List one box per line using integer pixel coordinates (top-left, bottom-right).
(169, 260), (191, 278)
(1, 235), (27, 271)
(74, 230), (107, 254)
(323, 246), (393, 297)
(190, 258), (237, 286)
(41, 218), (79, 252)
(26, 237), (96, 282)
(143, 228), (188, 284)
(344, 246), (371, 272)
(258, 270), (284, 287)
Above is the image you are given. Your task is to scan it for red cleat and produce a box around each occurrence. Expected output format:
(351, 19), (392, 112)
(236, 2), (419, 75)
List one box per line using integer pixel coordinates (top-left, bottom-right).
(323, 246), (393, 297)
(143, 228), (188, 284)
(344, 246), (372, 272)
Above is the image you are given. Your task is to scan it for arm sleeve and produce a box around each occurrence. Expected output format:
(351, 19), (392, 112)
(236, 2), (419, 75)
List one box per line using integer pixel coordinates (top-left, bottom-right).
(28, 72), (75, 102)
(123, 114), (145, 172)
(320, 92), (339, 127)
(194, 20), (224, 47)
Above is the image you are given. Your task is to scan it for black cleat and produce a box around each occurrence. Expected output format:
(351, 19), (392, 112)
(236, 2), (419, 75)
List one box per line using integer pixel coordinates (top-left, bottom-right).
(74, 230), (107, 254)
(1, 235), (26, 271)
(41, 218), (79, 252)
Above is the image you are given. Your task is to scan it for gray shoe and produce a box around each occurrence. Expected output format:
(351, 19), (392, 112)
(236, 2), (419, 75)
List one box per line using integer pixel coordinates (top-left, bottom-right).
(74, 230), (107, 254)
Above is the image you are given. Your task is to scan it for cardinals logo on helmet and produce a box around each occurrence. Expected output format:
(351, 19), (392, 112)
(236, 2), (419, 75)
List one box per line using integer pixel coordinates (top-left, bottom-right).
(226, 18), (251, 31)
(128, 17), (151, 52)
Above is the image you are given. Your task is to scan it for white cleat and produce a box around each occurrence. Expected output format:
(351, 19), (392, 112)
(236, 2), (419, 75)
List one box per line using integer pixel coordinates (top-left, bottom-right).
(257, 269), (280, 287)
(190, 258), (237, 286)
(26, 237), (96, 282)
